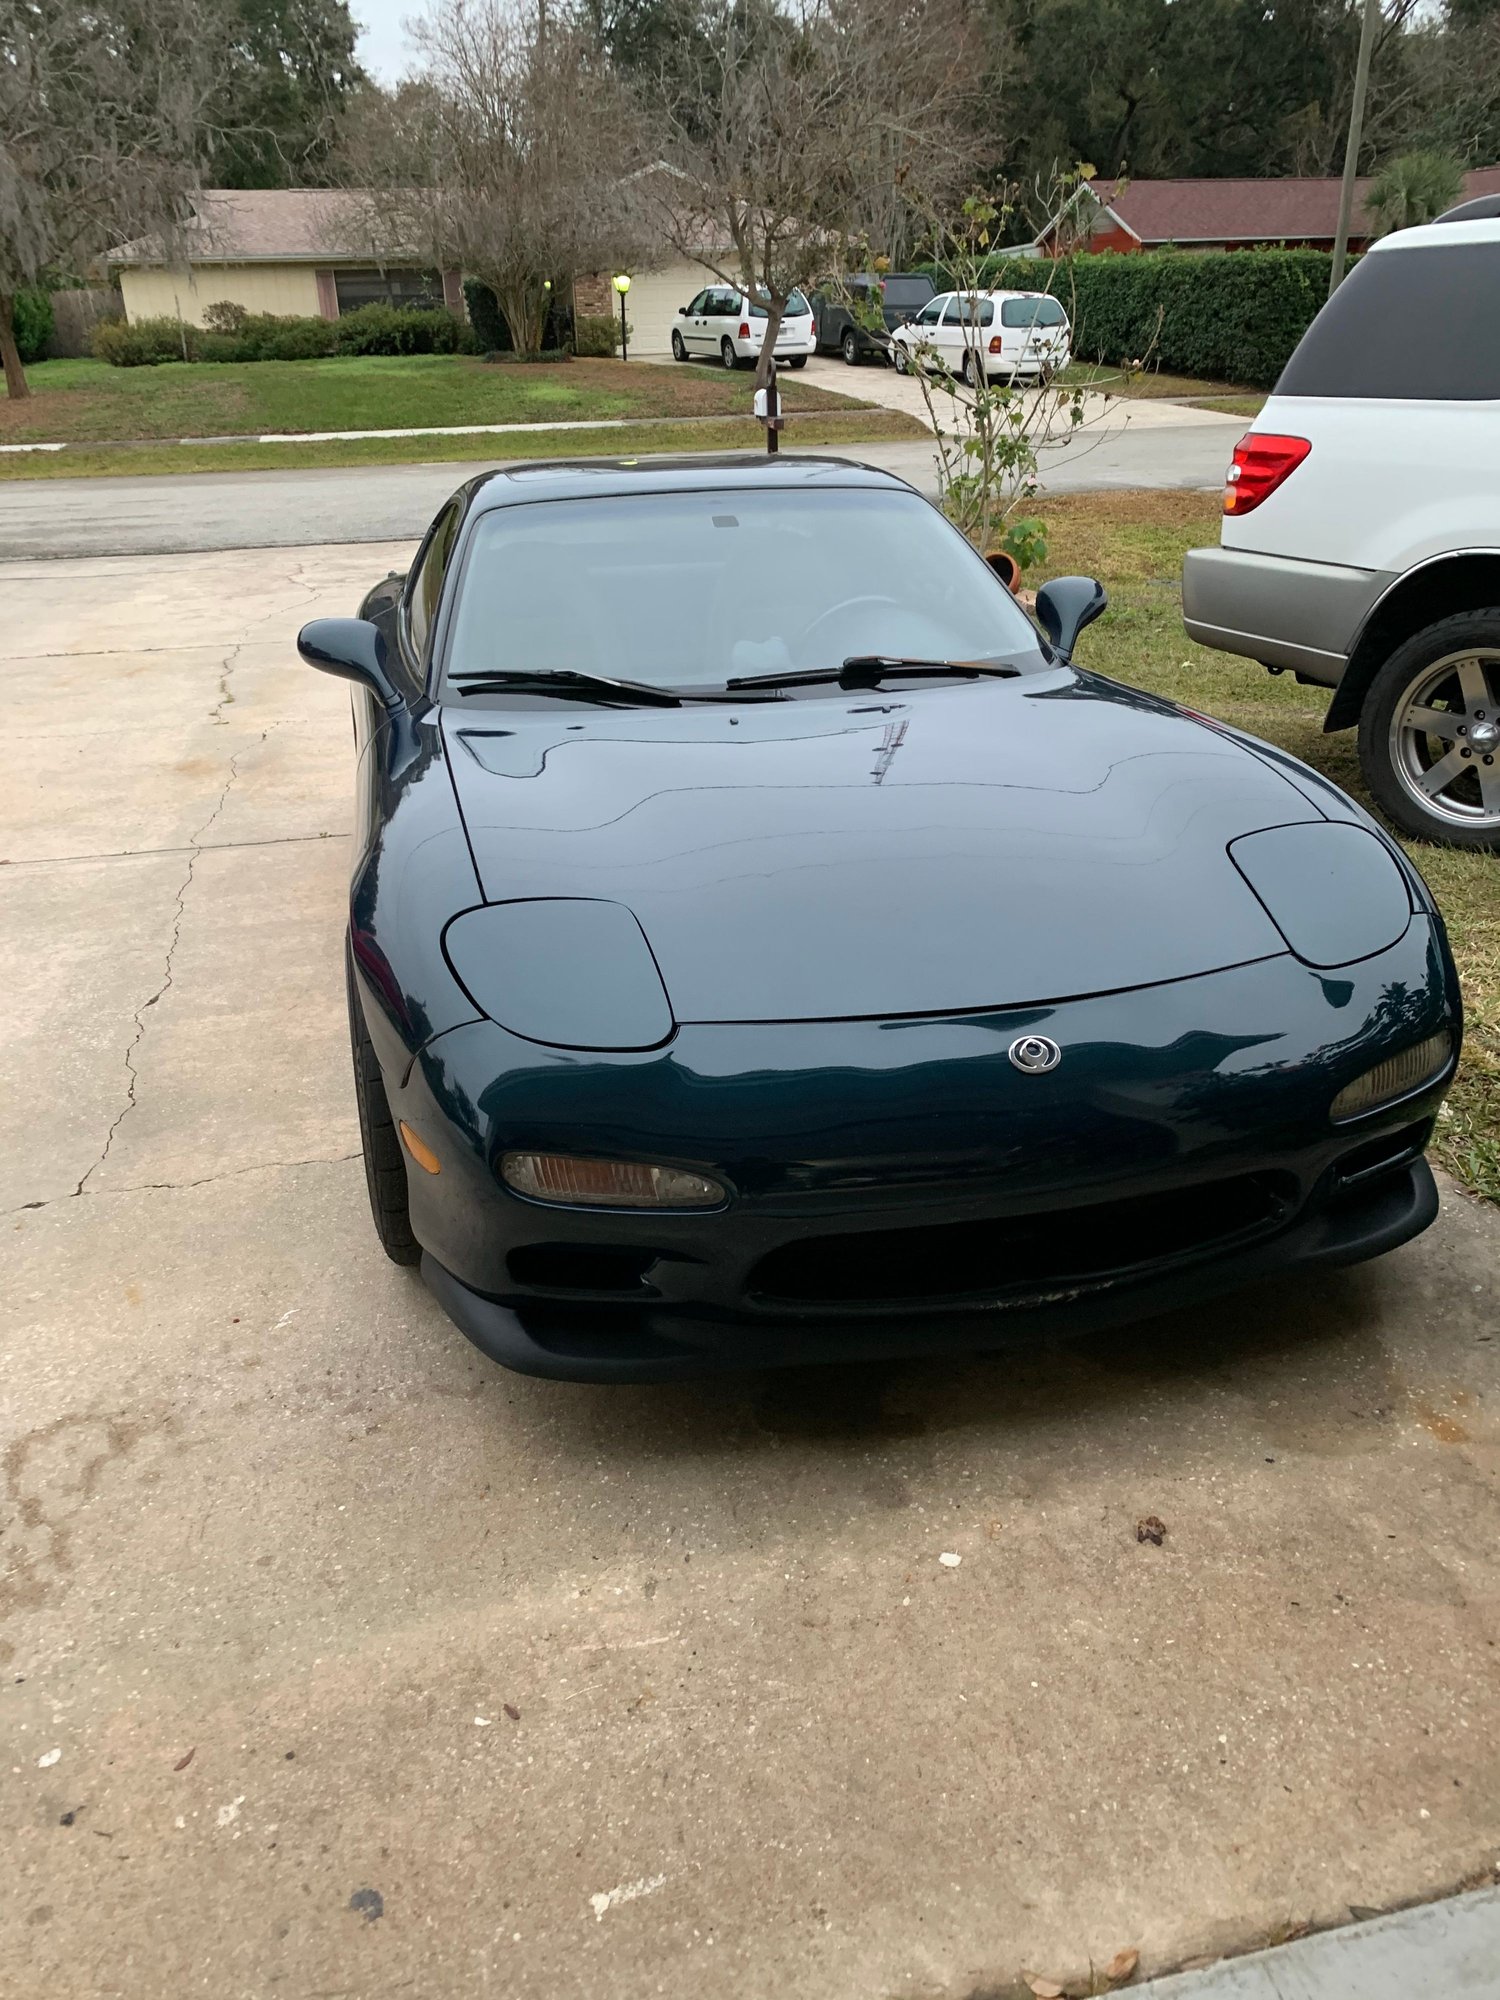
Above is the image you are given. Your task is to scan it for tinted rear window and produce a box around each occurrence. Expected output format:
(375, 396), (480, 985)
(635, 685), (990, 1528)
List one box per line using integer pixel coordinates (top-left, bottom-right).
(882, 278), (932, 308)
(1001, 297), (1067, 328)
(1277, 242), (1500, 400)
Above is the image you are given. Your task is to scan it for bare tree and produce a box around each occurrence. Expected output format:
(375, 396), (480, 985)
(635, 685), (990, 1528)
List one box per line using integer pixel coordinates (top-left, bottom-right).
(0, 0), (224, 398)
(648, 0), (990, 388)
(344, 1), (654, 357)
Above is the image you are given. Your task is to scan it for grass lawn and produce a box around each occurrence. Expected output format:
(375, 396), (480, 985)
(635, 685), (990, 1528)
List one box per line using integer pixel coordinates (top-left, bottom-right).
(1061, 362), (1266, 418)
(0, 353), (864, 446)
(1038, 490), (1498, 1205)
(0, 407), (925, 480)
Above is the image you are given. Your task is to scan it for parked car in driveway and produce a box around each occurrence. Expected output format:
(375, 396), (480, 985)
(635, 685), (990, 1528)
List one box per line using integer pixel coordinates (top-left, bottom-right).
(811, 272), (936, 364)
(670, 285), (816, 369)
(298, 452), (1459, 1382)
(1182, 206), (1500, 849)
(890, 289), (1071, 385)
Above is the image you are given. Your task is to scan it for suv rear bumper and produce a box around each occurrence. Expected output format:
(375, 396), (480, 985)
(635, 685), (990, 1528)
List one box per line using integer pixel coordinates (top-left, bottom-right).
(1183, 547), (1393, 687)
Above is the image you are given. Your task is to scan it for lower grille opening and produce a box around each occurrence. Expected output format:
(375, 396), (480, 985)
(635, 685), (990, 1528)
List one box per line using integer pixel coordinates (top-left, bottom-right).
(749, 1173), (1295, 1307)
(506, 1243), (657, 1295)
(1331, 1120), (1429, 1193)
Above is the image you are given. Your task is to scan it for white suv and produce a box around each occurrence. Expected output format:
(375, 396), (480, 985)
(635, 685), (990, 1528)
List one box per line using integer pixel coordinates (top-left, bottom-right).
(670, 286), (816, 369)
(889, 289), (1071, 385)
(1183, 206), (1500, 850)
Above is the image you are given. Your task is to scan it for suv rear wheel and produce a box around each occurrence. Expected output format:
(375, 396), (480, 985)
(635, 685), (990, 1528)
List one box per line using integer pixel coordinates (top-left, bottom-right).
(841, 328), (861, 365)
(1358, 610), (1500, 849)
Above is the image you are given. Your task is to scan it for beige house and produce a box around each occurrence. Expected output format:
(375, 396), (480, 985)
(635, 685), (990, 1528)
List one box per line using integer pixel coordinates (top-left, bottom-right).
(111, 188), (463, 326)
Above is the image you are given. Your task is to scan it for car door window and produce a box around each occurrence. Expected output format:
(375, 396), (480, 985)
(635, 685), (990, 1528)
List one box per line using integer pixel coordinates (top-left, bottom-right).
(404, 502), (461, 682)
(915, 296), (947, 327)
(685, 290), (710, 316)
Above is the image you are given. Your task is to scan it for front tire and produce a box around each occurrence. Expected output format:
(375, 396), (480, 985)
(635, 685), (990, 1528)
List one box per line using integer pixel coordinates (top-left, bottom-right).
(670, 328), (687, 362)
(1357, 610), (1500, 850)
(841, 329), (861, 366)
(893, 342), (911, 375)
(345, 934), (420, 1265)
(721, 337), (740, 371)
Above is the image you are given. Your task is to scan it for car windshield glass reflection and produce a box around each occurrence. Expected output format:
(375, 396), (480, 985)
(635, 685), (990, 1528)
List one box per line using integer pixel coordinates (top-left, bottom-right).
(441, 488), (1038, 700)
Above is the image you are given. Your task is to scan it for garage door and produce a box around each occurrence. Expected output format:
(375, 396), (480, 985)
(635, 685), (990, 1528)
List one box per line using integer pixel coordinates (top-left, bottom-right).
(625, 260), (719, 356)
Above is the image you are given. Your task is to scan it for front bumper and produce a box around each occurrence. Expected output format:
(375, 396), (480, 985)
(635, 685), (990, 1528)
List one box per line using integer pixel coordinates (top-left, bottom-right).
(1183, 547), (1393, 687)
(423, 1158), (1438, 1380)
(368, 921), (1458, 1380)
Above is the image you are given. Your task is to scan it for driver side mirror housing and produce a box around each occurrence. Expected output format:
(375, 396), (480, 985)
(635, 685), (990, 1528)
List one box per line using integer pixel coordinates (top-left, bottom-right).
(297, 617), (402, 707)
(678, 305), (689, 315)
(1033, 575), (1107, 661)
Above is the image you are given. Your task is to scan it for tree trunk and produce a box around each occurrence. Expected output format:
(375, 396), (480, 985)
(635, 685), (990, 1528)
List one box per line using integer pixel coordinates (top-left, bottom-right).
(0, 295), (31, 400)
(495, 278), (547, 357)
(754, 296), (787, 392)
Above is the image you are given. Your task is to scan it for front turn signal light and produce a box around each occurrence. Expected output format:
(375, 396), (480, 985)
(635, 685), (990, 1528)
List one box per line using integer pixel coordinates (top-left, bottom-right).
(1330, 1030), (1453, 1123)
(400, 1121), (442, 1174)
(500, 1152), (725, 1209)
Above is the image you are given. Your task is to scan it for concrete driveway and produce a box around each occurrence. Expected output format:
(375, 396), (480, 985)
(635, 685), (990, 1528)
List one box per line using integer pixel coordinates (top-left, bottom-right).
(3, 543), (1498, 2000)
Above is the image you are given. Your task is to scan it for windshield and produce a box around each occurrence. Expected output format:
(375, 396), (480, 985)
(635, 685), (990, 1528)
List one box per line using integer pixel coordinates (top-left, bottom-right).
(748, 289), (811, 319)
(1001, 296), (1068, 329)
(441, 488), (1038, 699)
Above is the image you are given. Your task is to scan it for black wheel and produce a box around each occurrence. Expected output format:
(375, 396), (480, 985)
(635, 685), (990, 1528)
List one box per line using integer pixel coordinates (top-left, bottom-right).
(893, 342), (911, 375)
(721, 337), (740, 371)
(788, 354), (806, 369)
(959, 349), (975, 387)
(345, 934), (420, 1265)
(841, 329), (861, 366)
(670, 328), (688, 362)
(1358, 610), (1500, 850)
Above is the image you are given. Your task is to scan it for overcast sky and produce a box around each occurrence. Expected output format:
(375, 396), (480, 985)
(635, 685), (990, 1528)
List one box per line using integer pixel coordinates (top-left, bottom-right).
(353, 0), (417, 83)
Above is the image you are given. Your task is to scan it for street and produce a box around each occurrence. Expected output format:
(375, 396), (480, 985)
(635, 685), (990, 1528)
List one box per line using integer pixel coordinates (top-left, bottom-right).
(3, 536), (1498, 1999)
(0, 408), (1243, 559)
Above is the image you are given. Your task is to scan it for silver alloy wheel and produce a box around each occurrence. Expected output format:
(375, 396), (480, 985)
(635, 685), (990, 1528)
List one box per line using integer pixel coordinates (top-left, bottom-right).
(842, 329), (859, 364)
(893, 342), (910, 374)
(671, 328), (687, 361)
(1389, 649), (1500, 828)
(721, 338), (737, 370)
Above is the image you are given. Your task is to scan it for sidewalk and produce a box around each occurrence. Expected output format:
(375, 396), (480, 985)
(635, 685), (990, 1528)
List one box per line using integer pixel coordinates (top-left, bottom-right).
(1135, 1888), (1500, 1998)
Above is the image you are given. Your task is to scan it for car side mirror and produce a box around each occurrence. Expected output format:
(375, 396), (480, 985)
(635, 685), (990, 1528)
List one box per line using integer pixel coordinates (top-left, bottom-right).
(678, 305), (688, 315)
(1033, 575), (1107, 660)
(984, 549), (1021, 593)
(297, 617), (401, 707)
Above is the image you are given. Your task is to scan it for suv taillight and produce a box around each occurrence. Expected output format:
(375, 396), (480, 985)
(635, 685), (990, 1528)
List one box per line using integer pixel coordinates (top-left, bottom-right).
(1224, 432), (1311, 515)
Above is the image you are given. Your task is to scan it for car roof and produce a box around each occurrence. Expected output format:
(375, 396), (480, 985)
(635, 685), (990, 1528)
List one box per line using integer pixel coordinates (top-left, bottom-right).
(1367, 216), (1500, 254)
(458, 453), (916, 514)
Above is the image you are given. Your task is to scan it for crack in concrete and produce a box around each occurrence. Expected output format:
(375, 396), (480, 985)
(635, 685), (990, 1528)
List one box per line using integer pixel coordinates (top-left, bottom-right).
(9, 1151), (362, 1215)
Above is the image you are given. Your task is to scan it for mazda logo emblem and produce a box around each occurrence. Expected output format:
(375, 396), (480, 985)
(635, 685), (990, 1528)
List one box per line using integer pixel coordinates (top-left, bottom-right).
(1008, 1034), (1062, 1074)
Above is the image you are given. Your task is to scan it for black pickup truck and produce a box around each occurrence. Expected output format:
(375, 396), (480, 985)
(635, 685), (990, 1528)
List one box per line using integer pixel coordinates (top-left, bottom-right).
(811, 273), (936, 364)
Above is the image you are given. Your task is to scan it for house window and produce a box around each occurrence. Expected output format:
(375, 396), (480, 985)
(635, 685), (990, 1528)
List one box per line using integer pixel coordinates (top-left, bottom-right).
(333, 267), (444, 314)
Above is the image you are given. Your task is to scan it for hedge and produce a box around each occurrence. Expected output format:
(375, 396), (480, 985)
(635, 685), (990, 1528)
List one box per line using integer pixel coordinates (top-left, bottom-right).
(13, 289), (55, 364)
(913, 249), (1338, 389)
(93, 303), (471, 366)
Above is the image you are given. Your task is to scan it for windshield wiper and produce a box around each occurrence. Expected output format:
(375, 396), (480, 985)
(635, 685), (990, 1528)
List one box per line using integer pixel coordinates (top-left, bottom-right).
(449, 669), (683, 707)
(725, 655), (1020, 692)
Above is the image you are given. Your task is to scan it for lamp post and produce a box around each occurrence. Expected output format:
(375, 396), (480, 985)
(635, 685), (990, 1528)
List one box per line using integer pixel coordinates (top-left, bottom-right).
(613, 273), (631, 362)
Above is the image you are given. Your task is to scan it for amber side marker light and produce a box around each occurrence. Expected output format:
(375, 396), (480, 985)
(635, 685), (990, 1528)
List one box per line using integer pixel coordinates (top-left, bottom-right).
(399, 1122), (442, 1173)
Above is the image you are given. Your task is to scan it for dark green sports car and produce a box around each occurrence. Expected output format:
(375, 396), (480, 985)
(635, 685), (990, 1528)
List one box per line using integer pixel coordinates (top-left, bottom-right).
(298, 455), (1461, 1380)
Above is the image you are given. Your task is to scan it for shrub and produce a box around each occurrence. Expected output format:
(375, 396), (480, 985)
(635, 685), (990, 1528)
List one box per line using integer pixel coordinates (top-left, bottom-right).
(91, 315), (197, 365)
(13, 289), (55, 364)
(203, 300), (249, 333)
(481, 347), (572, 365)
(913, 247), (1339, 390)
(195, 330), (250, 362)
(573, 312), (620, 358)
(332, 303), (462, 356)
(463, 279), (572, 355)
(264, 317), (340, 360)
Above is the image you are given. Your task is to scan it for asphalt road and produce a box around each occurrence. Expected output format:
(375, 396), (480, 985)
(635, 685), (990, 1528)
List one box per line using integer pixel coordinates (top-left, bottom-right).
(3, 539), (1497, 2000)
(0, 416), (1242, 559)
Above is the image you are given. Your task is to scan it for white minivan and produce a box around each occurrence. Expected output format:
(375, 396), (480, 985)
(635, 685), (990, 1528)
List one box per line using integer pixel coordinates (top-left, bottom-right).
(888, 289), (1071, 384)
(1183, 203), (1500, 849)
(670, 286), (817, 369)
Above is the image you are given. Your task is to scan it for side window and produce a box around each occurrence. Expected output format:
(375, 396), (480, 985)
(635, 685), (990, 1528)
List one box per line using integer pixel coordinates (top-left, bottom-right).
(916, 296), (946, 326)
(405, 503), (460, 674)
(1277, 243), (1500, 401)
(941, 297), (965, 324)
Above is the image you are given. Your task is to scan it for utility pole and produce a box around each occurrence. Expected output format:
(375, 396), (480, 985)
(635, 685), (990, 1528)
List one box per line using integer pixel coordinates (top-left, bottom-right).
(1330, 0), (1381, 295)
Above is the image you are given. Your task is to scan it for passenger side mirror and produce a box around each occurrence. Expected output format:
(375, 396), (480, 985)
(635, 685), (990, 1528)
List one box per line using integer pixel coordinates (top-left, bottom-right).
(1033, 576), (1108, 661)
(297, 617), (401, 707)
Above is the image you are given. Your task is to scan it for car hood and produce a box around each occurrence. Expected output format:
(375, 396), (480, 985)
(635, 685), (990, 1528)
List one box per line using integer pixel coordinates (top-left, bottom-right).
(441, 673), (1318, 1023)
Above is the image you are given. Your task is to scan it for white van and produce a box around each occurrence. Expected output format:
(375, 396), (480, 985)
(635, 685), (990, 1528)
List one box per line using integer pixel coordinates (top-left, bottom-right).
(889, 290), (1071, 385)
(1182, 202), (1500, 849)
